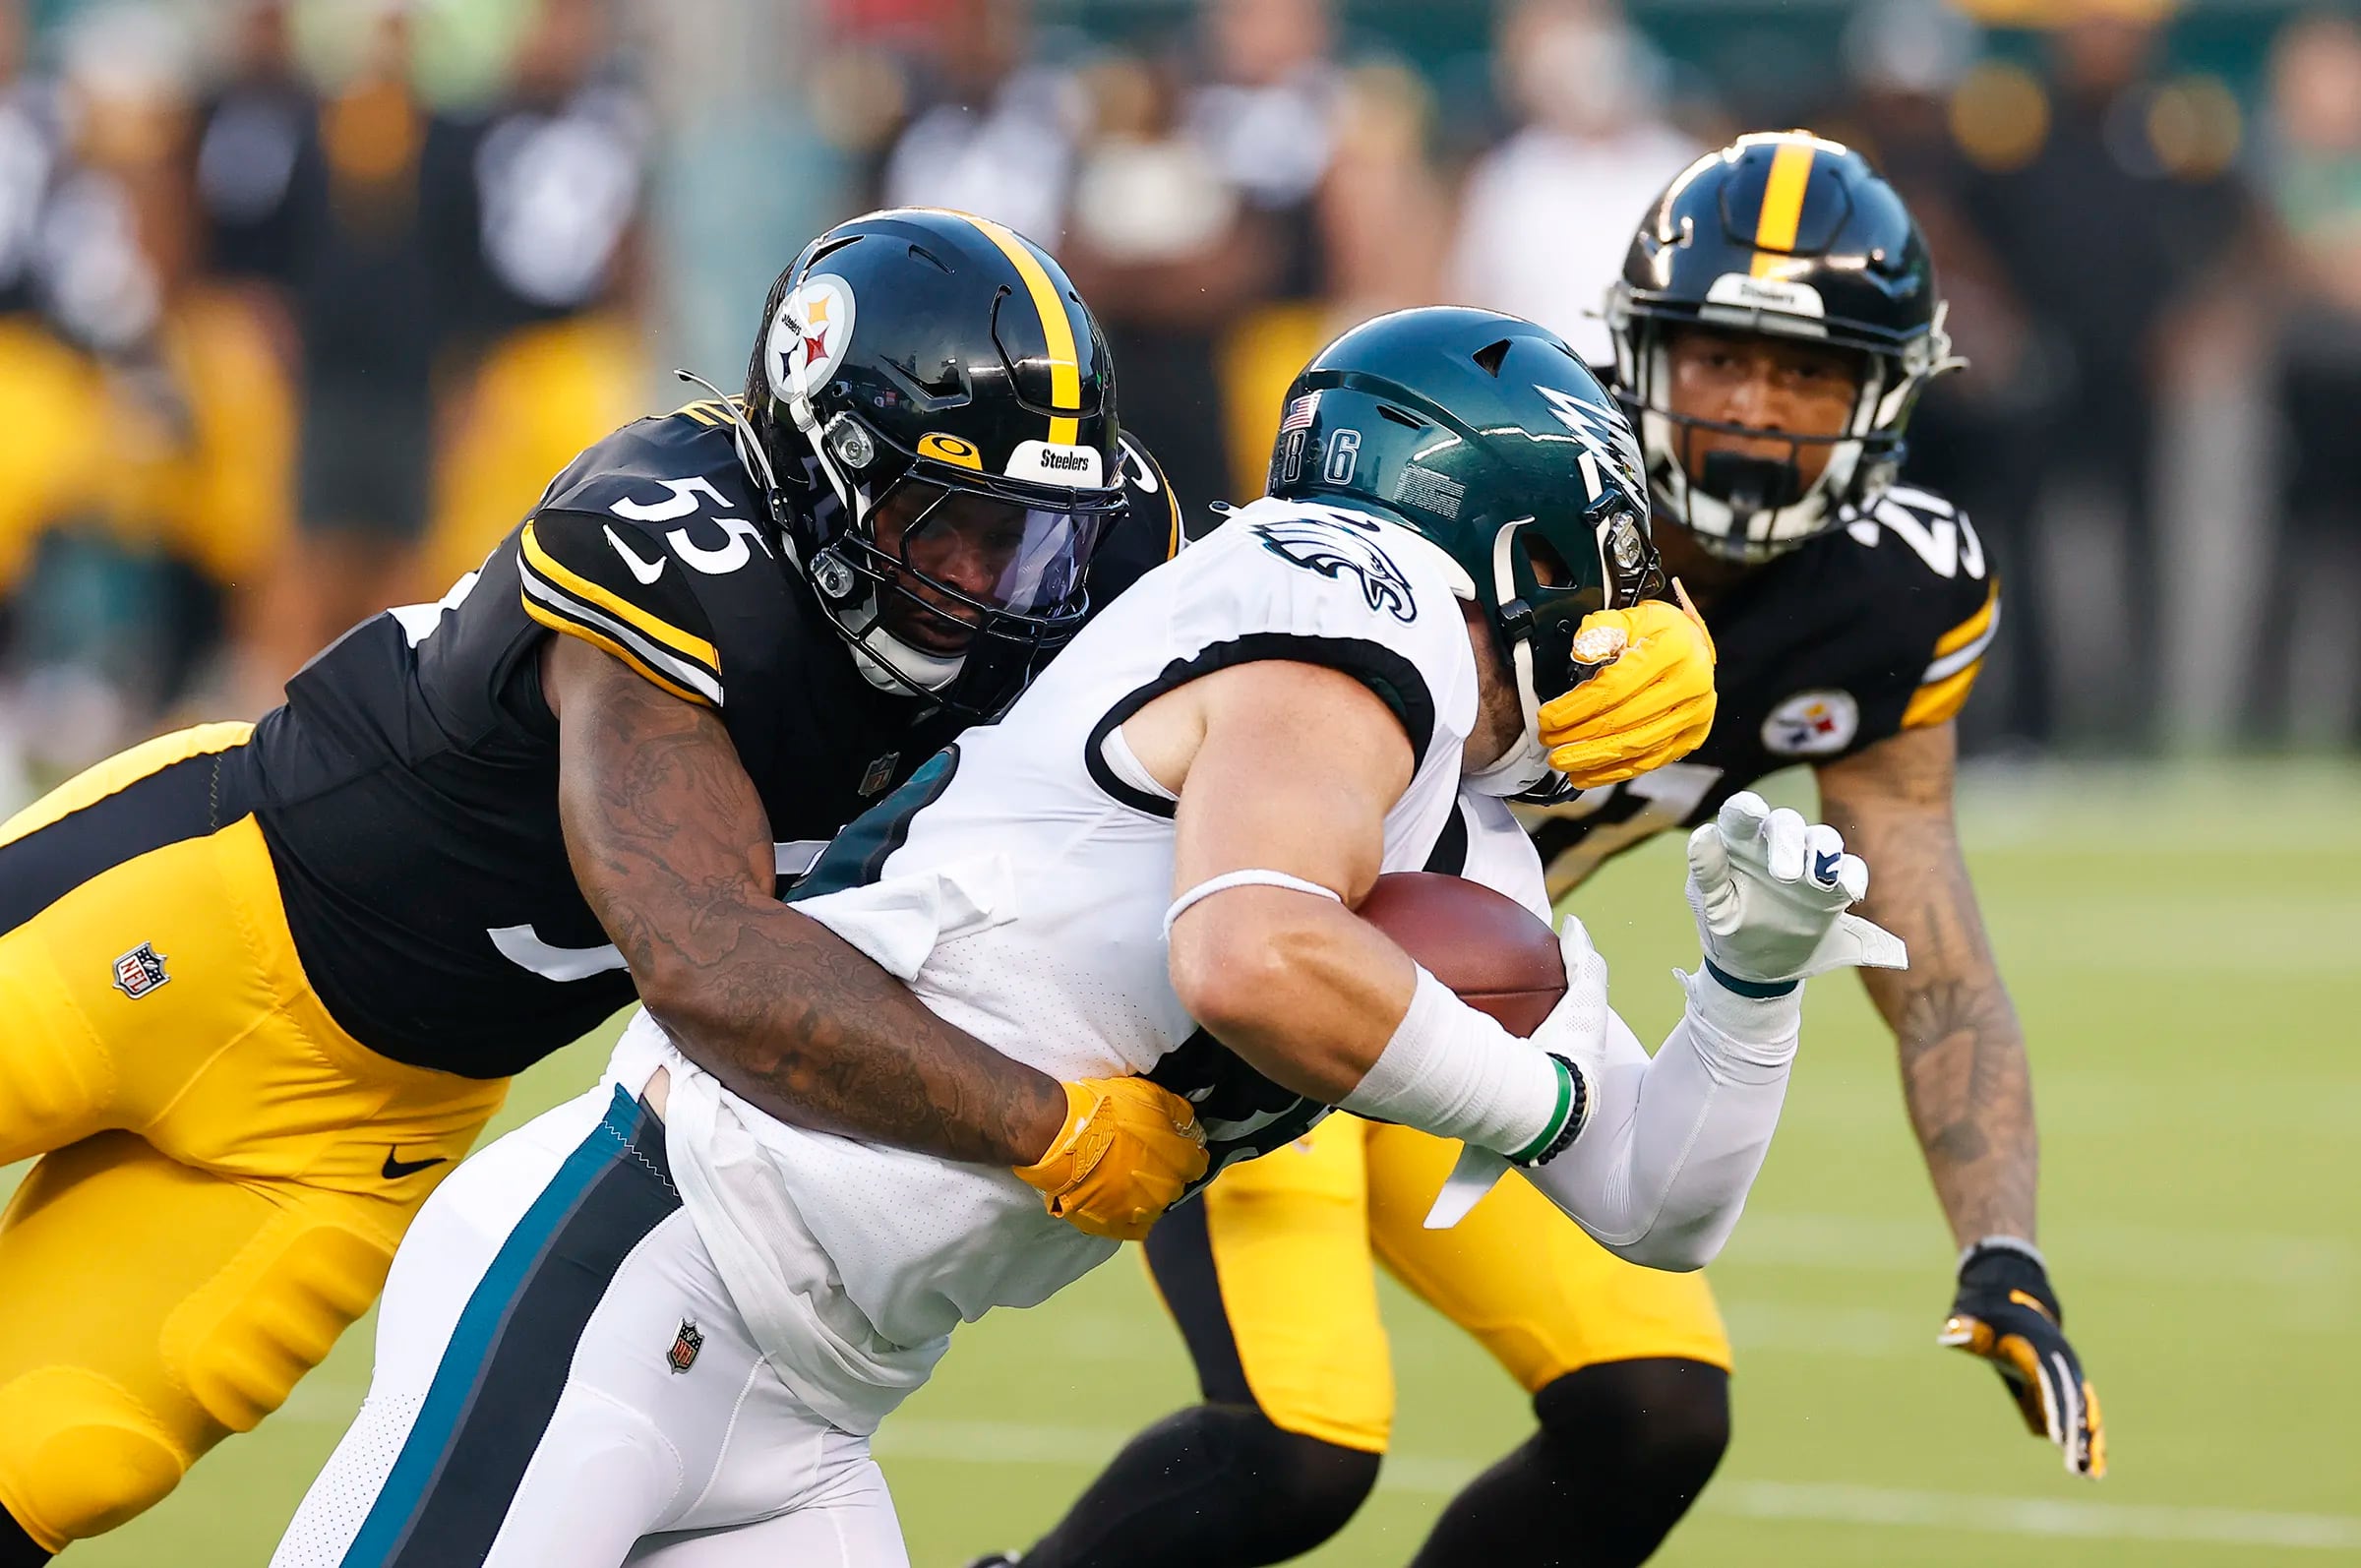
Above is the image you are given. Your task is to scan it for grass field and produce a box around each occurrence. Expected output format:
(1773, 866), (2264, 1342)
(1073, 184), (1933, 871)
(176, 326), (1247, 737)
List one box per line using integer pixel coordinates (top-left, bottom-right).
(8, 761), (2359, 1565)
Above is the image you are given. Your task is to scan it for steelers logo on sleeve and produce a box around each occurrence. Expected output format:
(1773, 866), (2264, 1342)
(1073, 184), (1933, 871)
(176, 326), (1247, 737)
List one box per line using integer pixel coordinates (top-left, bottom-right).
(1761, 689), (1860, 757)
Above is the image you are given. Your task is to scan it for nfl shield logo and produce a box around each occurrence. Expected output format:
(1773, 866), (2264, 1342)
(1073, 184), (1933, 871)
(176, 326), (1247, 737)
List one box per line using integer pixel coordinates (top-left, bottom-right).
(858, 753), (899, 797)
(111, 943), (169, 999)
(667, 1320), (703, 1374)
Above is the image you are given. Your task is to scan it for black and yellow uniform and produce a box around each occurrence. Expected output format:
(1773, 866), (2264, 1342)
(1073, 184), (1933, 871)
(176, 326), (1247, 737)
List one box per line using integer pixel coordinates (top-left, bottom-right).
(254, 402), (970, 1075)
(1524, 484), (1997, 894)
(0, 399), (1180, 1553)
(1021, 484), (1996, 1568)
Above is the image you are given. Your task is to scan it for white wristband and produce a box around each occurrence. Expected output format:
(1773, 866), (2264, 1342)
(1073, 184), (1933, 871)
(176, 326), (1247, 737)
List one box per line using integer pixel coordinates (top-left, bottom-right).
(1163, 869), (1343, 937)
(1339, 966), (1571, 1161)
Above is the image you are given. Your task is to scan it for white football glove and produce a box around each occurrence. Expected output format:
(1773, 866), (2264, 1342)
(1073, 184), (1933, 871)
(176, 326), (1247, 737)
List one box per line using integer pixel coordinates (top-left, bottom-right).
(1425, 917), (1610, 1230)
(1531, 915), (1611, 1070)
(1686, 791), (1907, 990)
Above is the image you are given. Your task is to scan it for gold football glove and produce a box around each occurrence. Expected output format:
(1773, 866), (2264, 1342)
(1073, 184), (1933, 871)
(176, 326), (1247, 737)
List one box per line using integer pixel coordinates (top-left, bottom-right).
(1537, 585), (1718, 788)
(1941, 1239), (2107, 1478)
(1014, 1077), (1208, 1241)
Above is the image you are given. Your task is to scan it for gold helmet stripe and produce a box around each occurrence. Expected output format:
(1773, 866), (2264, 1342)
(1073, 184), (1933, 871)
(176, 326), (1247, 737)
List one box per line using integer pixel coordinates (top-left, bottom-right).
(957, 211), (1083, 445)
(1750, 140), (1818, 277)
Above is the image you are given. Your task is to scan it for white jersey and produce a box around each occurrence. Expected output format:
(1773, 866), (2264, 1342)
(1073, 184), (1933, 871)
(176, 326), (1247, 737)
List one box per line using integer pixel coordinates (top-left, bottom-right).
(1450, 790), (1553, 924)
(624, 497), (1486, 1433)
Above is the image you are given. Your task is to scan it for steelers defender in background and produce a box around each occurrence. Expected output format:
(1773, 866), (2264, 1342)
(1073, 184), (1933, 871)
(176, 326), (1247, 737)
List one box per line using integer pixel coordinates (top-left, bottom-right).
(0, 210), (1214, 1562)
(990, 134), (2101, 1568)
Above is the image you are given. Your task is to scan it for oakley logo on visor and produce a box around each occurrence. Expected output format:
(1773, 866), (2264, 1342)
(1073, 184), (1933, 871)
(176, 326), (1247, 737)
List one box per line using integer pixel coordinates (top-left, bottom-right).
(1005, 440), (1103, 487)
(918, 433), (985, 471)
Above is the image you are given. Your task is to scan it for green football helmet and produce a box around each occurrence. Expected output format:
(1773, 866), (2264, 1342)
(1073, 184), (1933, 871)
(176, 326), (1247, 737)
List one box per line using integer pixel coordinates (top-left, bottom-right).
(1265, 306), (1662, 795)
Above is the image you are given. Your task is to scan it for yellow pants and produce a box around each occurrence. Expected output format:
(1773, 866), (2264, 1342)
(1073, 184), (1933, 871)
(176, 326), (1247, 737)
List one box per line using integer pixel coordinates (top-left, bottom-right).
(1147, 1116), (1731, 1453)
(423, 313), (644, 593)
(0, 725), (509, 1550)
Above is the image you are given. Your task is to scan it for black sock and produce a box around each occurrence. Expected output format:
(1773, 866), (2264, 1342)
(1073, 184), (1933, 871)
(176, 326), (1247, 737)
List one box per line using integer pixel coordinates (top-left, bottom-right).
(0, 1501), (50, 1568)
(1018, 1403), (1380, 1568)
(1410, 1358), (1731, 1568)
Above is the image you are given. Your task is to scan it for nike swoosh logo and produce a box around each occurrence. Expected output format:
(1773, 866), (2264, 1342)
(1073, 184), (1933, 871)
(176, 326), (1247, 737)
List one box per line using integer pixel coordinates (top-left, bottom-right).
(382, 1149), (449, 1180)
(603, 524), (667, 585)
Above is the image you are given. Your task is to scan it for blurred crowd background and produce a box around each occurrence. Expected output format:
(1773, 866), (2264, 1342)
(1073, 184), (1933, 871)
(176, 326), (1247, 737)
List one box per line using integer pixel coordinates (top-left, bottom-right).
(0, 0), (2354, 812)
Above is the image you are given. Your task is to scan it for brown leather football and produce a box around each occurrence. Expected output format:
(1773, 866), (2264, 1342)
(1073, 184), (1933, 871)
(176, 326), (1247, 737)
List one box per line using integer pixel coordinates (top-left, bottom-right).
(1357, 872), (1565, 1035)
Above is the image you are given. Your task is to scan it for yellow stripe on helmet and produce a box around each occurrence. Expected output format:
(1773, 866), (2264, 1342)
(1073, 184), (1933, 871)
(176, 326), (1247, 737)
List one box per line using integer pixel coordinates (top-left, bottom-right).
(1750, 140), (1818, 277)
(956, 212), (1084, 446)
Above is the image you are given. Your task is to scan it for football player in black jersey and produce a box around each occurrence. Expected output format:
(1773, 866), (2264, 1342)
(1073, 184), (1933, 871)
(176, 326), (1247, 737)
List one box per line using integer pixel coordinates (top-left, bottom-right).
(983, 134), (2101, 1568)
(0, 208), (1209, 1562)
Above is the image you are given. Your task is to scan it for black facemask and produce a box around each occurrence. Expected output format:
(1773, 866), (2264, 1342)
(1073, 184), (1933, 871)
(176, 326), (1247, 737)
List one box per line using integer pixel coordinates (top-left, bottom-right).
(1697, 449), (1806, 513)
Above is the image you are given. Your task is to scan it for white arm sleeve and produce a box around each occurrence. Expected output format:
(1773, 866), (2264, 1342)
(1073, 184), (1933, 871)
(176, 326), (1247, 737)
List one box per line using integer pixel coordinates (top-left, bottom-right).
(1523, 971), (1803, 1272)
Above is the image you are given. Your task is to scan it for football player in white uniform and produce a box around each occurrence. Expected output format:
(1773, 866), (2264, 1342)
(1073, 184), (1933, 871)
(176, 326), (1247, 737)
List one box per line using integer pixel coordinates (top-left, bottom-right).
(271, 308), (1901, 1568)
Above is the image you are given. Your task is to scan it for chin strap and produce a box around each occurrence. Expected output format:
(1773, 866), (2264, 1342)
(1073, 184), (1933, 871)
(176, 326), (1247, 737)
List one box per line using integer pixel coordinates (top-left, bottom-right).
(840, 603), (966, 694)
(1463, 653), (1554, 798)
(1463, 528), (1565, 800)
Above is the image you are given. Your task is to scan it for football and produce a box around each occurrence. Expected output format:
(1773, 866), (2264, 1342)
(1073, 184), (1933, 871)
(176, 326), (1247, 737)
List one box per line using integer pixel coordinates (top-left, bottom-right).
(1357, 872), (1566, 1035)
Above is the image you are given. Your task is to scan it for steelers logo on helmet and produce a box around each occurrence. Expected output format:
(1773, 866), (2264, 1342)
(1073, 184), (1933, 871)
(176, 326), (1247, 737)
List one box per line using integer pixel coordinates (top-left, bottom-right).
(766, 273), (857, 401)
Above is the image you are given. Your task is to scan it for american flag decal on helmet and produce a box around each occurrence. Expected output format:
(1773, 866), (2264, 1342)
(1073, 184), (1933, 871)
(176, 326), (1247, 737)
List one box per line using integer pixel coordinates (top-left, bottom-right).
(1280, 392), (1320, 434)
(111, 943), (169, 999)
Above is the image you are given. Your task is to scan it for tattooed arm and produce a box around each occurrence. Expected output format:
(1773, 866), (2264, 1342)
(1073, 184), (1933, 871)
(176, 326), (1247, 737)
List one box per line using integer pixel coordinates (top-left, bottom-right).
(542, 633), (1067, 1166)
(1814, 720), (2039, 1245)
(1817, 723), (2106, 1478)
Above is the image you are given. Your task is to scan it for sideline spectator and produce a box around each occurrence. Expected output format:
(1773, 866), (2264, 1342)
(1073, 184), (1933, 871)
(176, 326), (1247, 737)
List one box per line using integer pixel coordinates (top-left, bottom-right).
(0, 0), (88, 634)
(1839, 0), (2053, 749)
(1444, 0), (1699, 364)
(420, 0), (647, 594)
(194, 0), (317, 304)
(878, 0), (1080, 247)
(1061, 48), (1263, 519)
(2259, 10), (2361, 744)
(1958, 0), (2255, 748)
(249, 1), (446, 691)
(0, 0), (73, 805)
(1192, 0), (1344, 498)
(4, 3), (294, 775)
(1320, 61), (1451, 325)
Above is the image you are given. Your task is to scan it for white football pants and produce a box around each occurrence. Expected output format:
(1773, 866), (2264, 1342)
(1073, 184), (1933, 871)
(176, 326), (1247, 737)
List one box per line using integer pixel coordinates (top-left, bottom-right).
(272, 1082), (907, 1568)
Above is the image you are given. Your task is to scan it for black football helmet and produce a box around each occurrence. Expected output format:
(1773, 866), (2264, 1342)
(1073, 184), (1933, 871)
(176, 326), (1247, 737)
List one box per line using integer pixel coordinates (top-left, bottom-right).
(1606, 131), (1965, 562)
(728, 208), (1125, 715)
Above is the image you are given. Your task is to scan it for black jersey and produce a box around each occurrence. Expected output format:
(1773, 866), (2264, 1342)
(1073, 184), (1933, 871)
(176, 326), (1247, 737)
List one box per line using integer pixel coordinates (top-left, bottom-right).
(1522, 485), (1999, 895)
(239, 399), (1177, 1078)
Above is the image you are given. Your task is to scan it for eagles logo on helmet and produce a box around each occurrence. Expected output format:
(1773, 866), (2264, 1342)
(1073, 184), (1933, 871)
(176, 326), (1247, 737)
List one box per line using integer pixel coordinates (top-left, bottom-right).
(1606, 131), (1968, 563)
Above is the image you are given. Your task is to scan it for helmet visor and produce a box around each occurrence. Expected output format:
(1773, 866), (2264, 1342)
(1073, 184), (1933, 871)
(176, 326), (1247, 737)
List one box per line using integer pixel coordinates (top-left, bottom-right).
(863, 478), (1115, 656)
